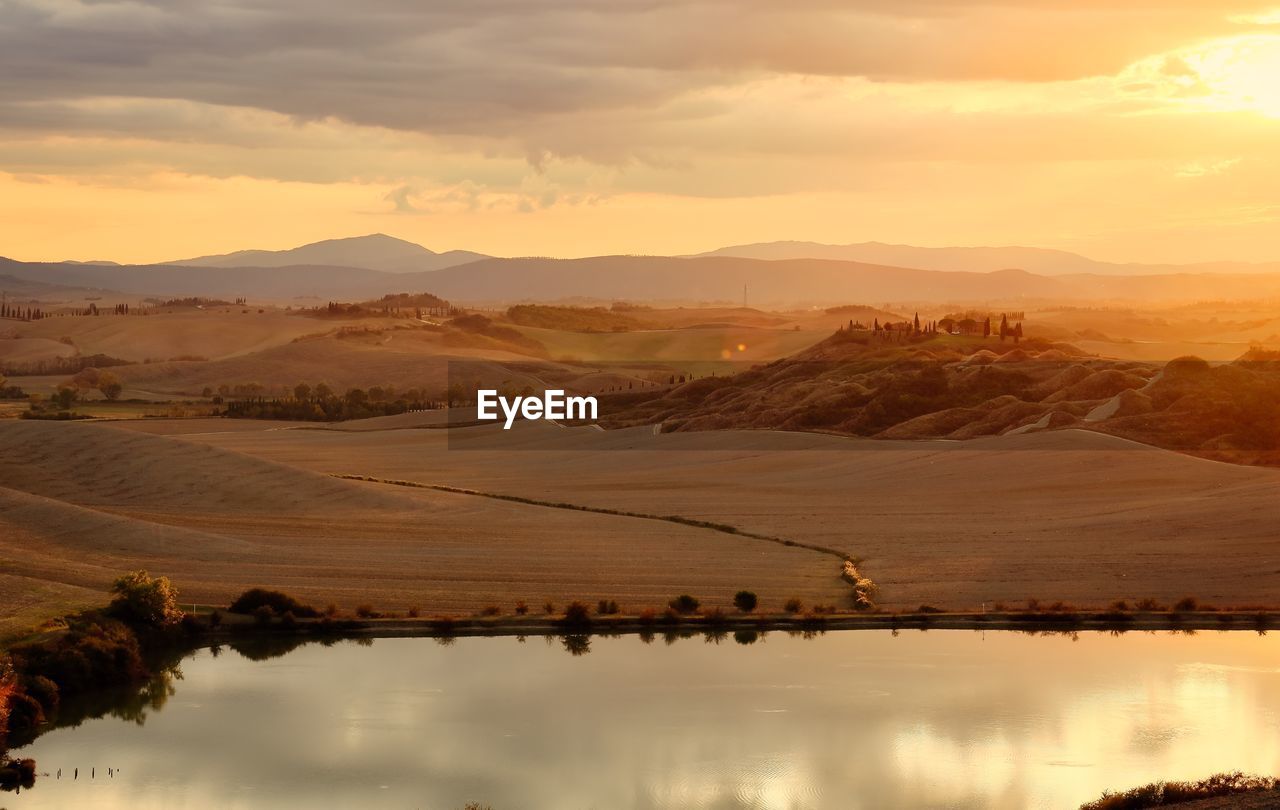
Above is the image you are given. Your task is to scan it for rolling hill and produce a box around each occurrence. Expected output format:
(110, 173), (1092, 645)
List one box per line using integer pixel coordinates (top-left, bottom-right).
(8, 250), (1280, 307)
(700, 240), (1280, 277)
(168, 233), (488, 274)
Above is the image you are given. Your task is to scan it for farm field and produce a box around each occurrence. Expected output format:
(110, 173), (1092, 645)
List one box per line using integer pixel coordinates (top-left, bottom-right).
(99, 416), (1280, 618)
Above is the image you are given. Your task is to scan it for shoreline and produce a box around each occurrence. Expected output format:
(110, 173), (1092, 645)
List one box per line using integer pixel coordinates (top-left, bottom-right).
(197, 608), (1279, 642)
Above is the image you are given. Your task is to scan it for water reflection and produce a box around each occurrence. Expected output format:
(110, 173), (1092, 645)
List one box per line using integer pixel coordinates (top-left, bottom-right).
(10, 630), (1280, 809)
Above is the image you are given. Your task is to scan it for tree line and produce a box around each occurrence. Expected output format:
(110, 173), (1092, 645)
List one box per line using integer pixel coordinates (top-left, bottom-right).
(223, 383), (446, 421)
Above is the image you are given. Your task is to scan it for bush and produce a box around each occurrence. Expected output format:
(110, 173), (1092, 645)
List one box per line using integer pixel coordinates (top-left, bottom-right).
(355, 605), (379, 619)
(22, 674), (60, 715)
(109, 570), (183, 626)
(562, 601), (592, 626)
(1135, 598), (1164, 611)
(543, 601), (556, 614)
(514, 601), (529, 615)
(637, 608), (657, 624)
(252, 605), (275, 625)
(704, 607), (727, 625)
(733, 591), (758, 612)
(408, 606), (421, 618)
(597, 599), (619, 615)
(1174, 596), (1199, 612)
(208, 609), (223, 628)
(668, 594), (701, 614)
(784, 598), (804, 614)
(0, 757), (36, 791)
(228, 588), (319, 618)
(5, 691), (45, 732)
(1080, 772), (1277, 810)
(481, 605), (502, 616)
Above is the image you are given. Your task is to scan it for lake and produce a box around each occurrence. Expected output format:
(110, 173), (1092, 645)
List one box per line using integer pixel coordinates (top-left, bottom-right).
(8, 629), (1280, 809)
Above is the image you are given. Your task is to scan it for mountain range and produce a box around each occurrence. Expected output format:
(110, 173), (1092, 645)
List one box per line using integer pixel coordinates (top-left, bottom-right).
(3, 233), (1280, 306)
(697, 241), (1280, 277)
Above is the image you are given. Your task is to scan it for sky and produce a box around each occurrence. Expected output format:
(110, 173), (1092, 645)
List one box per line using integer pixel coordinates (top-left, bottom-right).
(3, 0), (1280, 265)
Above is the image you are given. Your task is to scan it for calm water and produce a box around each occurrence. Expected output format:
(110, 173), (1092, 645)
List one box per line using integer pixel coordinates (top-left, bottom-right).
(8, 629), (1280, 809)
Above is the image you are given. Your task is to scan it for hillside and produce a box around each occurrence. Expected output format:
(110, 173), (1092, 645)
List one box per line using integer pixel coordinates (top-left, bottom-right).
(601, 329), (1280, 464)
(169, 233), (488, 274)
(161, 417), (1280, 612)
(9, 252), (1280, 307)
(701, 241), (1280, 277)
(0, 420), (849, 637)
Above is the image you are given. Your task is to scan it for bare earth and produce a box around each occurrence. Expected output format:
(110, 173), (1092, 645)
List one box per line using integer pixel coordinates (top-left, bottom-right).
(4, 413), (1279, 637)
(128, 417), (1280, 608)
(0, 419), (850, 638)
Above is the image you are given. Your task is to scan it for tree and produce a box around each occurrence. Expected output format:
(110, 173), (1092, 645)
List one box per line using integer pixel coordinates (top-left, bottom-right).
(109, 570), (183, 626)
(293, 383), (312, 402)
(52, 385), (78, 410)
(983, 317), (991, 339)
(97, 371), (123, 401)
(913, 312), (921, 333)
(733, 590), (758, 613)
(668, 594), (701, 613)
(999, 313), (1009, 342)
(0, 654), (15, 738)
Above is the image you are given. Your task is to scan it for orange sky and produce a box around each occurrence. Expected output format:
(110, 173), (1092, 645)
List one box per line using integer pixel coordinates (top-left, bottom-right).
(2, 2), (1280, 265)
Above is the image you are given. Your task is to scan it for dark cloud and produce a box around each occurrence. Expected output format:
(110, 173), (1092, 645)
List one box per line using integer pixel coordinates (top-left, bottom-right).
(1, 0), (1274, 141)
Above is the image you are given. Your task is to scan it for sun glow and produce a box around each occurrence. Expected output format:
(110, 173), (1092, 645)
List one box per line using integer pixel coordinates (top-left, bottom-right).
(1185, 35), (1280, 117)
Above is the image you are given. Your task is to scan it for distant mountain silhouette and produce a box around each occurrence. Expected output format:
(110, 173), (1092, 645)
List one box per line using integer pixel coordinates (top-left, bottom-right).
(168, 233), (489, 273)
(8, 252), (1280, 306)
(698, 241), (1280, 277)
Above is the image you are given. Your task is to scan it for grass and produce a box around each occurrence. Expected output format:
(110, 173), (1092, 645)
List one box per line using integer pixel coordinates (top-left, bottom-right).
(1080, 772), (1278, 810)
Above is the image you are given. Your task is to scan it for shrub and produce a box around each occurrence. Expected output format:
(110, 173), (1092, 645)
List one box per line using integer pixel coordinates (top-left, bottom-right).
(1080, 772), (1277, 810)
(109, 570), (183, 626)
(784, 598), (804, 614)
(1135, 598), (1164, 611)
(5, 691), (45, 732)
(407, 606), (421, 618)
(355, 605), (379, 619)
(637, 608), (657, 624)
(0, 757), (37, 791)
(543, 601), (556, 614)
(661, 607), (681, 624)
(514, 601), (529, 615)
(23, 674), (60, 715)
(1174, 596), (1199, 612)
(481, 605), (502, 616)
(562, 601), (592, 627)
(208, 609), (223, 628)
(704, 607), (727, 625)
(668, 594), (701, 614)
(916, 605), (944, 614)
(733, 591), (758, 613)
(325, 603), (339, 618)
(228, 588), (319, 618)
(280, 611), (298, 629)
(597, 599), (620, 615)
(252, 605), (275, 625)
(1110, 600), (1130, 612)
